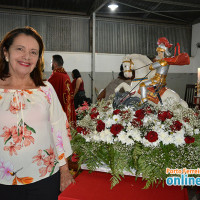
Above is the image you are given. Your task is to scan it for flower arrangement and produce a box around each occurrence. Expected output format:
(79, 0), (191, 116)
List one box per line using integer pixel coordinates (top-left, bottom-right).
(71, 97), (200, 188)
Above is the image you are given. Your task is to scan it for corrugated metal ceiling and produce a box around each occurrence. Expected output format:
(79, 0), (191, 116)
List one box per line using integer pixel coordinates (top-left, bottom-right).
(0, 0), (199, 25)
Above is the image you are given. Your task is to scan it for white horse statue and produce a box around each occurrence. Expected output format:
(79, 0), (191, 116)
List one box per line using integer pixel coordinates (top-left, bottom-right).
(114, 54), (188, 108)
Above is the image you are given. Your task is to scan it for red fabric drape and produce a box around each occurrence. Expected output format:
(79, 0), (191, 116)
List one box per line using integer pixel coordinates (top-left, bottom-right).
(59, 171), (188, 200)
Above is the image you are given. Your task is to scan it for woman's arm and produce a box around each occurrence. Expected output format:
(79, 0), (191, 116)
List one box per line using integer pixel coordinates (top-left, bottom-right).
(74, 77), (82, 96)
(46, 81), (75, 192)
(60, 159), (75, 192)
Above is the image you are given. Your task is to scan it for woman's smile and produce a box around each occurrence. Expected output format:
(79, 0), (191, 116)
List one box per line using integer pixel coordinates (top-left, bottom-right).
(18, 61), (31, 67)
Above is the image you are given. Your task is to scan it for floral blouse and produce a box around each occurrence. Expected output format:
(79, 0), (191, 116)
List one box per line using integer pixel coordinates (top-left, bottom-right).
(0, 81), (72, 185)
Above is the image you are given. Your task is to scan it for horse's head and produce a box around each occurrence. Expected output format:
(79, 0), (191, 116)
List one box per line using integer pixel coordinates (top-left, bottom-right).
(124, 54), (154, 79)
(121, 57), (134, 78)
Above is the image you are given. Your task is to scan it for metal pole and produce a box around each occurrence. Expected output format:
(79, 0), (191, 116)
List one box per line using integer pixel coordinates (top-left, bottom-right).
(91, 12), (96, 103)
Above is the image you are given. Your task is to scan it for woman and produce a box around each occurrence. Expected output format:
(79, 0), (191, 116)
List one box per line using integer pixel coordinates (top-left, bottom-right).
(0, 27), (74, 200)
(72, 69), (86, 109)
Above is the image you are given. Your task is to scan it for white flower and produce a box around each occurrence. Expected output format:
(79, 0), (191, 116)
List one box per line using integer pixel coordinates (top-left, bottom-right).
(126, 122), (134, 131)
(194, 129), (200, 135)
(143, 116), (149, 124)
(128, 129), (142, 142)
(98, 112), (105, 119)
(117, 131), (127, 143)
(105, 118), (115, 128)
(100, 129), (114, 144)
(156, 121), (161, 126)
(158, 130), (169, 142)
(117, 131), (134, 145)
(162, 134), (174, 145)
(182, 122), (193, 135)
(85, 136), (91, 142)
(122, 121), (127, 127)
(173, 130), (185, 146)
(142, 138), (152, 147)
(143, 115), (157, 126)
(112, 115), (121, 123)
(92, 134), (101, 142)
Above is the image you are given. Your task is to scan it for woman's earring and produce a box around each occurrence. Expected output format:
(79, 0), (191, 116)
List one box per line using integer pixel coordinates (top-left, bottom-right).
(5, 57), (9, 62)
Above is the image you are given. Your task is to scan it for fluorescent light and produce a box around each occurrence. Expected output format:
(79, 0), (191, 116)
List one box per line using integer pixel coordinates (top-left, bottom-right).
(108, 3), (118, 11)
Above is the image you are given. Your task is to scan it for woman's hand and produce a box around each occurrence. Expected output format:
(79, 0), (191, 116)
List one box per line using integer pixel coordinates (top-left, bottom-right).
(60, 163), (75, 192)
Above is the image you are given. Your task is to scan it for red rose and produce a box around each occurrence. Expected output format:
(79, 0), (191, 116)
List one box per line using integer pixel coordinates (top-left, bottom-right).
(158, 110), (173, 122)
(135, 109), (145, 119)
(145, 131), (158, 142)
(144, 106), (152, 114)
(131, 118), (143, 127)
(184, 136), (195, 144)
(166, 110), (173, 119)
(76, 126), (88, 135)
(113, 109), (121, 115)
(90, 112), (99, 119)
(183, 117), (190, 122)
(103, 106), (109, 111)
(158, 111), (167, 122)
(96, 120), (105, 132)
(91, 107), (97, 113)
(110, 124), (124, 136)
(170, 120), (183, 132)
(77, 126), (84, 133)
(122, 110), (129, 114)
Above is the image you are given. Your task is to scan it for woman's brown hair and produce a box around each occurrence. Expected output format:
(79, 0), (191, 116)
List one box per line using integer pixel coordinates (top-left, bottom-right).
(0, 26), (45, 86)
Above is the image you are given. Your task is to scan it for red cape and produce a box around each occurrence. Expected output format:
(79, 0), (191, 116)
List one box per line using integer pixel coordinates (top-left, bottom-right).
(48, 68), (76, 126)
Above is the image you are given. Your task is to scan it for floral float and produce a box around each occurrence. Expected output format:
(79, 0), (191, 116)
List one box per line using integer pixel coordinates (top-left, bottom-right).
(71, 97), (200, 189)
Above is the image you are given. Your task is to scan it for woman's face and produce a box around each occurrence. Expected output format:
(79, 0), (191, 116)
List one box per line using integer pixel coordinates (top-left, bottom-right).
(4, 33), (39, 78)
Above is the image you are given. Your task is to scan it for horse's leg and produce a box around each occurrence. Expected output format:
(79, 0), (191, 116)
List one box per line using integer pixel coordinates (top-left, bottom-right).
(115, 82), (131, 93)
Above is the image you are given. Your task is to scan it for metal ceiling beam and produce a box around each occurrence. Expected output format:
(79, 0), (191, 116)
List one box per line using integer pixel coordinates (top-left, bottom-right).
(138, 0), (200, 9)
(115, 1), (188, 23)
(99, 9), (200, 14)
(0, 5), (87, 16)
(143, 0), (162, 18)
(87, 0), (110, 15)
(96, 14), (188, 25)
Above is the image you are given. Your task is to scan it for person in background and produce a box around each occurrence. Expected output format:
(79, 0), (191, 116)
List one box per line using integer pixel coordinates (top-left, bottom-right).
(0, 27), (74, 200)
(48, 55), (76, 127)
(71, 69), (86, 109)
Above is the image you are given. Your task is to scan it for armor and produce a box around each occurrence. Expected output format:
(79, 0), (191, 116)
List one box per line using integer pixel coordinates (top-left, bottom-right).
(139, 37), (172, 104)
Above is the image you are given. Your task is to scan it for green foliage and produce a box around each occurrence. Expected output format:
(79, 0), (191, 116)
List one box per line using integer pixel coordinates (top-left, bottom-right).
(71, 134), (134, 188)
(132, 138), (200, 188)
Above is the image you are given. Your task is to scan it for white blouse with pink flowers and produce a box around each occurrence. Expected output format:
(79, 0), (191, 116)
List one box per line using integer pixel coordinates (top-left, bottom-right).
(0, 81), (72, 185)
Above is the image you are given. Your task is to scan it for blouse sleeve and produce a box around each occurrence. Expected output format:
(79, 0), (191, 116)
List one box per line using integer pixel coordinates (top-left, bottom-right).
(46, 81), (73, 167)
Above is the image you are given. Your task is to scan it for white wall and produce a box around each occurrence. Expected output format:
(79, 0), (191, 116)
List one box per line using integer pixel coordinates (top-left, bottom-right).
(44, 51), (125, 73)
(192, 23), (200, 57)
(44, 51), (91, 72)
(191, 23), (200, 74)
